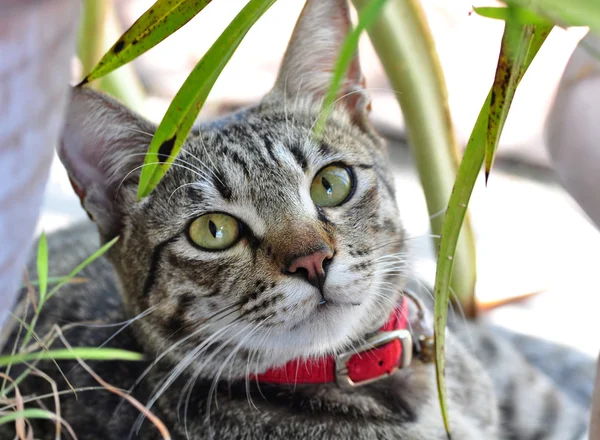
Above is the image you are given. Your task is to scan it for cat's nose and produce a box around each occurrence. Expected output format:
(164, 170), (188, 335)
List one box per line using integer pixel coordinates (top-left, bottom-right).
(287, 248), (334, 288)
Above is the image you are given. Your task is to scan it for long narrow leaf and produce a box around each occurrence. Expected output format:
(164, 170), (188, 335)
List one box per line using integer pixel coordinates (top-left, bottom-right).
(433, 91), (490, 438)
(19, 237), (118, 350)
(0, 348), (143, 368)
(485, 19), (553, 179)
(473, 6), (552, 26)
(81, 0), (213, 84)
(0, 408), (76, 439)
(0, 408), (55, 426)
(36, 233), (48, 310)
(137, 0), (277, 199)
(432, 17), (551, 436)
(314, 0), (389, 136)
(47, 236), (119, 300)
(506, 0), (600, 34)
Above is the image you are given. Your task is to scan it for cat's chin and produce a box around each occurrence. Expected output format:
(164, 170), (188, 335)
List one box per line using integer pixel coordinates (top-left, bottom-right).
(242, 294), (394, 369)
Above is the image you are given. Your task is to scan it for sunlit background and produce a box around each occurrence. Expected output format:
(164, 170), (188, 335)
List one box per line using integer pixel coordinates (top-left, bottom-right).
(39, 0), (600, 356)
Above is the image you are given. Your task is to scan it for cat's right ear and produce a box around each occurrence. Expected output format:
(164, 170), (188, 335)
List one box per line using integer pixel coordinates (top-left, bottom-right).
(270, 0), (370, 127)
(58, 87), (155, 239)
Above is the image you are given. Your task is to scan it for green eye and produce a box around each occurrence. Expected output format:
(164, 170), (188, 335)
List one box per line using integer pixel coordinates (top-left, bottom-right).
(310, 165), (353, 207)
(188, 213), (240, 250)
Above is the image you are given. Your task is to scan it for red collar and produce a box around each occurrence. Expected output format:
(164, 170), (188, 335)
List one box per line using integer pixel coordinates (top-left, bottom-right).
(253, 297), (412, 388)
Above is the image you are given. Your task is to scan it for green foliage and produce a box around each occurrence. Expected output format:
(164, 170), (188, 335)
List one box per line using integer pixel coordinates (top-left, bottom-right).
(0, 348), (143, 368)
(432, 11), (551, 433)
(35, 233), (48, 311)
(0, 408), (57, 426)
(19, 236), (118, 351)
(81, 0), (213, 84)
(45, 236), (119, 302)
(474, 6), (552, 26)
(78, 0), (146, 111)
(506, 0), (600, 34)
(486, 13), (553, 178)
(1, 235), (143, 437)
(136, 0), (277, 199)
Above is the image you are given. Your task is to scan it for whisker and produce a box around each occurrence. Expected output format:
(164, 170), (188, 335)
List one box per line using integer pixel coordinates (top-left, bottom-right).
(115, 161), (210, 201)
(205, 319), (270, 436)
(114, 302), (241, 420)
(189, 135), (226, 188)
(132, 320), (241, 439)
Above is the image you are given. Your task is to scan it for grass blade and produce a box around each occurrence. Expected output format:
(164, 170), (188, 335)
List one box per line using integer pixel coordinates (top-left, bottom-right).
(314, 0), (389, 136)
(0, 408), (78, 438)
(432, 15), (552, 436)
(81, 0), (213, 84)
(0, 408), (55, 425)
(47, 236), (119, 300)
(19, 237), (118, 351)
(0, 348), (143, 368)
(35, 233), (48, 311)
(136, 0), (277, 200)
(485, 17), (553, 180)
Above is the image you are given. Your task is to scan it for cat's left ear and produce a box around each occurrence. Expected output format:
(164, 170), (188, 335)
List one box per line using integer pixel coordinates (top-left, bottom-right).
(58, 87), (156, 239)
(271, 0), (370, 126)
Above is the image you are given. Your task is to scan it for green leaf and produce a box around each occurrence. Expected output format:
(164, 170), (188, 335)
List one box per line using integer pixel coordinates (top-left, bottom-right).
(19, 237), (118, 351)
(0, 408), (57, 426)
(432, 16), (551, 438)
(473, 6), (552, 26)
(0, 348), (143, 368)
(485, 19), (552, 179)
(137, 0), (277, 200)
(506, 0), (600, 34)
(433, 91), (491, 438)
(35, 233), (48, 310)
(314, 0), (389, 136)
(46, 236), (119, 300)
(81, 0), (213, 84)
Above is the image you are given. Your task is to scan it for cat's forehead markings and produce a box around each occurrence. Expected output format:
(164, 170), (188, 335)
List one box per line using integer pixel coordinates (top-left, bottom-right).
(274, 141), (305, 172)
(191, 180), (224, 202)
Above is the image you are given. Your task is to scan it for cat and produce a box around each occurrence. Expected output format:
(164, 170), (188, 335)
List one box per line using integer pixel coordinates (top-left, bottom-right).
(1, 0), (593, 439)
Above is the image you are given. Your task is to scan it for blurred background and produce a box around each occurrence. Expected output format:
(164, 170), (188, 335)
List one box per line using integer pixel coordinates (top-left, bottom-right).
(39, 0), (599, 356)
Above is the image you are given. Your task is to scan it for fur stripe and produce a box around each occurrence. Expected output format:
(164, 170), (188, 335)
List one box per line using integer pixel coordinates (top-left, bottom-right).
(212, 169), (232, 200)
(141, 235), (179, 297)
(289, 144), (308, 170)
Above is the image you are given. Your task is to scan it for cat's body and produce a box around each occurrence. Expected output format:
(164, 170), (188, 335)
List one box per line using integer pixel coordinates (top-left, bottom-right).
(4, 223), (591, 440)
(1, 1), (594, 439)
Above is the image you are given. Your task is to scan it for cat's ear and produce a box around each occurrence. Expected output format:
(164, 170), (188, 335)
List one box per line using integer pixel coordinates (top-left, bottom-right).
(58, 87), (155, 238)
(272, 0), (370, 125)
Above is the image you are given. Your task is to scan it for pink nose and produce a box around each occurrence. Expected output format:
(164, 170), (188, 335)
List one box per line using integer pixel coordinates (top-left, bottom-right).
(288, 248), (334, 288)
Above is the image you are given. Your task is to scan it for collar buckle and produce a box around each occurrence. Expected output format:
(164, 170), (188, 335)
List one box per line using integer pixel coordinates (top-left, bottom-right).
(334, 329), (412, 389)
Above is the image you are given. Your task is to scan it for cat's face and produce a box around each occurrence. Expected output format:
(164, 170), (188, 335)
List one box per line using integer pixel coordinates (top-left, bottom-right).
(59, 0), (406, 374)
(121, 99), (402, 363)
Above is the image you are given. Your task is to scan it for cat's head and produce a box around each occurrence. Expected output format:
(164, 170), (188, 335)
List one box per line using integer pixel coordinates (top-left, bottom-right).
(59, 0), (406, 375)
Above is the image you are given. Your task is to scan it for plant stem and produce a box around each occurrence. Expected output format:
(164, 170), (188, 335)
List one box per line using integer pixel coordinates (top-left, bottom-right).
(352, 0), (477, 316)
(78, 0), (108, 77)
(78, 0), (145, 111)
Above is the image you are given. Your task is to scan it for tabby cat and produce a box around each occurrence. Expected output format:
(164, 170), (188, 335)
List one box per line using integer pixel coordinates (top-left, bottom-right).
(2, 1), (593, 439)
